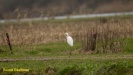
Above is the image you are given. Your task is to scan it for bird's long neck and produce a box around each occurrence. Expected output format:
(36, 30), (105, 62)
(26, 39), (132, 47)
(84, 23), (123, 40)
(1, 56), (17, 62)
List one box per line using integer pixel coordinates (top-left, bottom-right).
(66, 35), (69, 39)
(66, 34), (69, 37)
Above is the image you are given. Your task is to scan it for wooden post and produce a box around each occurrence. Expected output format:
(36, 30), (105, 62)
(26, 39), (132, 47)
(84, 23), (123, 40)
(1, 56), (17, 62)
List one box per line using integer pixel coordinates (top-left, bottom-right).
(91, 32), (97, 51)
(6, 33), (13, 54)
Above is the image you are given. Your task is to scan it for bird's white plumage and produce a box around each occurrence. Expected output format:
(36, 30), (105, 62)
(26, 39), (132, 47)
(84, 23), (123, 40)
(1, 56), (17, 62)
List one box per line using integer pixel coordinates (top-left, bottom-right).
(65, 33), (73, 46)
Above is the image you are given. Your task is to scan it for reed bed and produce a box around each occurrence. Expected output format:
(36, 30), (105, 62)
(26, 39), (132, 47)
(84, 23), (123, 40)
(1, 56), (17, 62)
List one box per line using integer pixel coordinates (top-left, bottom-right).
(0, 18), (133, 49)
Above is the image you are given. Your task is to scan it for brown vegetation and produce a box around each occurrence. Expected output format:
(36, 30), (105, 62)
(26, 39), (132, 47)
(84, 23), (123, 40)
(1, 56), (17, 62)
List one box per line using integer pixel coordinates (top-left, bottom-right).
(0, 17), (133, 46)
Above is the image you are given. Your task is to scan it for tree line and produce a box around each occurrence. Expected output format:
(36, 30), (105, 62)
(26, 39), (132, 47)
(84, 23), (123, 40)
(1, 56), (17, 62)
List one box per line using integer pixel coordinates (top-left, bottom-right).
(0, 0), (132, 19)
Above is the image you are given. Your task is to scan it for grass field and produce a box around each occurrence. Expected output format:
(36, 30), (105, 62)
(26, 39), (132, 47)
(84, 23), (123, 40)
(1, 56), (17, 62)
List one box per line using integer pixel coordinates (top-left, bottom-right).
(0, 39), (133, 75)
(0, 54), (133, 75)
(0, 16), (133, 75)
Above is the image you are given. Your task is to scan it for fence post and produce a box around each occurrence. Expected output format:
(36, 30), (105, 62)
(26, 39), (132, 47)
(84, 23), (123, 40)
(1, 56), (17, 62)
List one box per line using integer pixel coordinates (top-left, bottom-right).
(6, 33), (13, 54)
(91, 32), (97, 51)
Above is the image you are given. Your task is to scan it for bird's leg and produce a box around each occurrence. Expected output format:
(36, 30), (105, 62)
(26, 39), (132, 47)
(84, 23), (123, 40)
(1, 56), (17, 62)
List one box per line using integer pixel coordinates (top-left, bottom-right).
(68, 47), (71, 58)
(70, 50), (71, 55)
(69, 46), (72, 55)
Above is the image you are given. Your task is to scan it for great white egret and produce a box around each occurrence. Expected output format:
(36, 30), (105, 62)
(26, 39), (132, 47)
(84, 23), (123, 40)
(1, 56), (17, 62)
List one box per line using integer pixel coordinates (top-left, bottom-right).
(65, 33), (73, 55)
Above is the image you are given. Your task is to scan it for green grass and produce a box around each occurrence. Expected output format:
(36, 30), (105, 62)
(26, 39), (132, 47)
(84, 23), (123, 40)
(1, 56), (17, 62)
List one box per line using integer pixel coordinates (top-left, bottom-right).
(0, 37), (133, 75)
(0, 58), (133, 75)
(123, 38), (133, 53)
(95, 61), (133, 75)
(0, 38), (133, 57)
(0, 42), (82, 57)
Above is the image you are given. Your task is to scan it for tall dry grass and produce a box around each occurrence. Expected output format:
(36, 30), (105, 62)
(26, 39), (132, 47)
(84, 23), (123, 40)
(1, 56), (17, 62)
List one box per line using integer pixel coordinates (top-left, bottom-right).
(0, 18), (133, 47)
(82, 18), (133, 53)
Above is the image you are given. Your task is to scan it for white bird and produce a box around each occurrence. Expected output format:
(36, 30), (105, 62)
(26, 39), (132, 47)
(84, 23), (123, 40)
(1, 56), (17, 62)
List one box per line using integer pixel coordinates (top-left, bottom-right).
(65, 33), (73, 47)
(65, 33), (73, 55)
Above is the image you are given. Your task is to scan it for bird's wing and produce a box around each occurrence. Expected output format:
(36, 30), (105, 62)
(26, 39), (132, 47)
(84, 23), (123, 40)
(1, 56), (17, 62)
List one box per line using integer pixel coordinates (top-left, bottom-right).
(67, 36), (73, 46)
